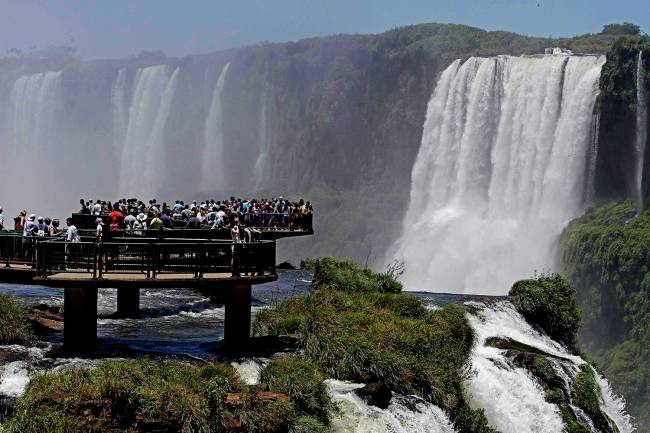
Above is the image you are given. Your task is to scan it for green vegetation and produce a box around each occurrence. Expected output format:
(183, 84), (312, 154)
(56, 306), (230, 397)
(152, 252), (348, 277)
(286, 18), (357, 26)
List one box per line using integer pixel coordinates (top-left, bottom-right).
(509, 274), (581, 350)
(0, 294), (31, 344)
(601, 23), (642, 36)
(259, 356), (332, 424)
(2, 359), (327, 433)
(304, 257), (403, 293)
(255, 257), (496, 433)
(571, 365), (618, 433)
(560, 200), (650, 431)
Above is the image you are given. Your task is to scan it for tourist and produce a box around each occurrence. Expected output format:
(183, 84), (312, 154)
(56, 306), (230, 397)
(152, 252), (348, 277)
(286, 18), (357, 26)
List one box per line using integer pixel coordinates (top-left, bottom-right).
(124, 210), (137, 233)
(107, 203), (125, 232)
(150, 213), (164, 231)
(186, 210), (202, 229)
(50, 219), (61, 236)
(134, 213), (147, 236)
(161, 209), (174, 229)
(66, 218), (80, 242)
(35, 217), (48, 237)
(95, 218), (104, 242)
(0, 206), (5, 231)
(15, 210), (26, 232)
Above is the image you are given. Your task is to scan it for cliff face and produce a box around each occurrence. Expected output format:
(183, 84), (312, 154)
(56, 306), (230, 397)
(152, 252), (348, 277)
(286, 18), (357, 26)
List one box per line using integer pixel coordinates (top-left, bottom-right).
(0, 24), (619, 265)
(594, 37), (650, 204)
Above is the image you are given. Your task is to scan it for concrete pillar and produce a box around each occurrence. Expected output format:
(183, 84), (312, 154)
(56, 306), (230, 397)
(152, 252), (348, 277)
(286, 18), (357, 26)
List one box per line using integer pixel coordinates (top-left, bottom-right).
(64, 287), (98, 356)
(116, 288), (140, 318)
(224, 284), (252, 350)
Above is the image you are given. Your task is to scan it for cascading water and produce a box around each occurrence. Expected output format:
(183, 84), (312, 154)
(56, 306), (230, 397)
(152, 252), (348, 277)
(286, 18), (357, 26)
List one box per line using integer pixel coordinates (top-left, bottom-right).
(118, 64), (179, 199)
(201, 63), (230, 192)
(467, 301), (634, 433)
(635, 50), (647, 211)
(394, 53), (605, 294)
(254, 84), (272, 189)
(3, 71), (63, 215)
(111, 68), (129, 156)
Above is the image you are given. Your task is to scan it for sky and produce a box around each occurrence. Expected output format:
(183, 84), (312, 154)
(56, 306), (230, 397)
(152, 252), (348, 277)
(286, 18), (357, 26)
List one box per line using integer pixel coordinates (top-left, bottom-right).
(0, 0), (649, 59)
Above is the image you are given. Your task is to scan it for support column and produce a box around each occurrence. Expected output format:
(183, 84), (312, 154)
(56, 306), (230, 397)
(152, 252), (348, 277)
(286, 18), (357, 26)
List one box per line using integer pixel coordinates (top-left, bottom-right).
(224, 284), (252, 350)
(117, 288), (140, 318)
(64, 287), (98, 356)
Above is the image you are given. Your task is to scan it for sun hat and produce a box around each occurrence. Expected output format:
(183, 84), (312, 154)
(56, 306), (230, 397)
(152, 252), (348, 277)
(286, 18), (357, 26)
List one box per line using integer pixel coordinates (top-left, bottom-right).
(137, 213), (147, 222)
(28, 214), (36, 221)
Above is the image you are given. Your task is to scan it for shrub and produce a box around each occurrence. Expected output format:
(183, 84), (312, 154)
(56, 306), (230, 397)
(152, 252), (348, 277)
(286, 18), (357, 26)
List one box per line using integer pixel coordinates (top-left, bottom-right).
(260, 356), (332, 422)
(509, 273), (581, 350)
(304, 257), (402, 293)
(0, 294), (31, 344)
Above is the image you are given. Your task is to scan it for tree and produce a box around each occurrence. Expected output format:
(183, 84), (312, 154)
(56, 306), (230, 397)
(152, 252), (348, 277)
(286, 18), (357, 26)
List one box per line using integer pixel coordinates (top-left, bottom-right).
(601, 23), (641, 36)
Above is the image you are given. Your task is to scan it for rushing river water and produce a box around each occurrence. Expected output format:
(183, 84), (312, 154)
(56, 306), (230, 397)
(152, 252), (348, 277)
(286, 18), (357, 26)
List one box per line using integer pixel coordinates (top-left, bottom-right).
(0, 271), (635, 432)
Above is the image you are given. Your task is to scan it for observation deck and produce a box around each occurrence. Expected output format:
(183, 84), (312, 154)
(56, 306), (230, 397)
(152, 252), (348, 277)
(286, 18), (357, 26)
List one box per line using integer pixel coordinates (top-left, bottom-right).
(0, 223), (310, 355)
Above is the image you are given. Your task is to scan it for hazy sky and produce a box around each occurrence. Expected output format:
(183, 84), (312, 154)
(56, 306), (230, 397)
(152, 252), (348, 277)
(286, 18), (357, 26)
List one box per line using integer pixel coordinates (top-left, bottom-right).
(1, 0), (649, 59)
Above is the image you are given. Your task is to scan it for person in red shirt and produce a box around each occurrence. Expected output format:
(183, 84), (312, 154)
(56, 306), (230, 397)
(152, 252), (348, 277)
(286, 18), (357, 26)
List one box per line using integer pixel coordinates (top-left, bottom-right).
(107, 203), (125, 231)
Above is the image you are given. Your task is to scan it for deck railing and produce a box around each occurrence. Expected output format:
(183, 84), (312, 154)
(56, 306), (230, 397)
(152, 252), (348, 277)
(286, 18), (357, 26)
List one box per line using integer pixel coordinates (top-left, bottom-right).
(1, 231), (277, 279)
(36, 238), (276, 279)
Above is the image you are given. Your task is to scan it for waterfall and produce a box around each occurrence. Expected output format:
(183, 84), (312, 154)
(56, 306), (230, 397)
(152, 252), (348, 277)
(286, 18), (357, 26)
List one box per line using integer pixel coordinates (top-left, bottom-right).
(394, 53), (605, 294)
(111, 68), (128, 156)
(8, 71), (62, 154)
(3, 71), (63, 214)
(118, 65), (179, 199)
(467, 302), (634, 433)
(635, 50), (647, 211)
(328, 380), (457, 433)
(201, 62), (230, 192)
(254, 84), (272, 189)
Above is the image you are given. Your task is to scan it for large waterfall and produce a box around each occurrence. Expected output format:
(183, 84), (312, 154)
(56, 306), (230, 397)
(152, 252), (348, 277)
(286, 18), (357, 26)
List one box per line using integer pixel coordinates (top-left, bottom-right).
(118, 65), (180, 199)
(635, 51), (647, 211)
(395, 53), (605, 294)
(2, 71), (63, 214)
(201, 63), (230, 192)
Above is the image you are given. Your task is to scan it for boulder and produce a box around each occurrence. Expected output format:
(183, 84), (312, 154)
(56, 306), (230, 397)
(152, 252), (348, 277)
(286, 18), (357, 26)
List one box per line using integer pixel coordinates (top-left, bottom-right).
(354, 383), (392, 409)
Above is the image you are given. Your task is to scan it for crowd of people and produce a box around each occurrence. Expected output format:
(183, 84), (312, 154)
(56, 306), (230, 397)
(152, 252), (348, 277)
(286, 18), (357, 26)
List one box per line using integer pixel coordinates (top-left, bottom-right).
(0, 196), (312, 245)
(79, 196), (313, 241)
(0, 208), (62, 237)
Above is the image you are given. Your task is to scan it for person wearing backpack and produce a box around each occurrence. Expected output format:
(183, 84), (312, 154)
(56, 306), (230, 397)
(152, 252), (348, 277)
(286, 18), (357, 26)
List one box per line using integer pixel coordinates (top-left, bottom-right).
(35, 217), (48, 237)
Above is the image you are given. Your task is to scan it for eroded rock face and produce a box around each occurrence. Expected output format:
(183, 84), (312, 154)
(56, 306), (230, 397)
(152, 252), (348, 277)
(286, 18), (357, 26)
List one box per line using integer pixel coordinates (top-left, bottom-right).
(24, 304), (64, 332)
(354, 383), (392, 409)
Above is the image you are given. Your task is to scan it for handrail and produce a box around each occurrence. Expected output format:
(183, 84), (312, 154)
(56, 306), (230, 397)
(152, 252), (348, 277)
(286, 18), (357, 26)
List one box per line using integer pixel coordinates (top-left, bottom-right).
(34, 239), (276, 280)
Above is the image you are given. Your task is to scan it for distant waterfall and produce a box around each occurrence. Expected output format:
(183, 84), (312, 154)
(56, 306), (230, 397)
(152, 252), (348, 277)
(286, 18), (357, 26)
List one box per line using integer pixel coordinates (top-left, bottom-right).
(635, 50), (647, 211)
(3, 71), (63, 214)
(395, 53), (605, 294)
(201, 63), (230, 192)
(8, 71), (62, 153)
(111, 68), (128, 156)
(119, 65), (179, 199)
(254, 84), (272, 189)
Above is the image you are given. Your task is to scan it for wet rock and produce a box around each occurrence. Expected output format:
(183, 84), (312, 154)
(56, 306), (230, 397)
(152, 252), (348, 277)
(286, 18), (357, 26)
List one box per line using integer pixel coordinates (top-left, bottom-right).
(25, 304), (64, 333)
(225, 391), (288, 407)
(354, 383), (392, 409)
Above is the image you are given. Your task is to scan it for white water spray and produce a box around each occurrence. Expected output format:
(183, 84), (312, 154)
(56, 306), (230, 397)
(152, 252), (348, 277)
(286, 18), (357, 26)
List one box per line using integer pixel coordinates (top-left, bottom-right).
(119, 65), (179, 199)
(111, 68), (129, 157)
(201, 63), (230, 192)
(467, 302), (634, 433)
(328, 380), (457, 433)
(394, 53), (605, 294)
(635, 50), (647, 211)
